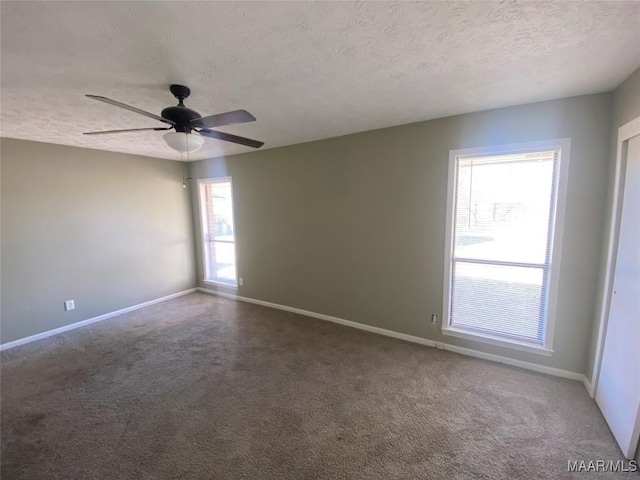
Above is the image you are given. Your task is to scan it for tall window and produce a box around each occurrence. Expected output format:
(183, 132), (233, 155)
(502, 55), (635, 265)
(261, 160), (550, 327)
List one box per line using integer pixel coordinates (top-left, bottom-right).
(199, 178), (237, 286)
(443, 140), (570, 354)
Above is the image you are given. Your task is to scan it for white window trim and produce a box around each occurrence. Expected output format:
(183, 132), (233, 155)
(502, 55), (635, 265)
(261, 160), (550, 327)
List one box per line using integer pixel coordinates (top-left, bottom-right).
(442, 138), (571, 355)
(198, 177), (239, 289)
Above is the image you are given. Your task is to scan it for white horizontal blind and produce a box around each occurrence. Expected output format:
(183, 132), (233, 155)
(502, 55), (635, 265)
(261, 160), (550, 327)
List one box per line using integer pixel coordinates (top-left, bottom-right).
(449, 150), (559, 344)
(200, 180), (237, 286)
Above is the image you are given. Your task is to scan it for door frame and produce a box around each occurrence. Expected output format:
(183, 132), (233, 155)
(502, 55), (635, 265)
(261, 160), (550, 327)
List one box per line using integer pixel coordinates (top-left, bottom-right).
(591, 116), (640, 397)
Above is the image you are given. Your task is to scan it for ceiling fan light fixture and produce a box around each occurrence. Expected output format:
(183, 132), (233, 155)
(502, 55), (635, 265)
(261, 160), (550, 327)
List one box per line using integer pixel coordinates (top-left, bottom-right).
(163, 131), (204, 153)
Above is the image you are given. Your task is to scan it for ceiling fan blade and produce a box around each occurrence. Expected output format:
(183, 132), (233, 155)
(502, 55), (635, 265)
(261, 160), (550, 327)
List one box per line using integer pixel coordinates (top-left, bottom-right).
(192, 109), (256, 129)
(198, 129), (264, 148)
(86, 95), (175, 126)
(83, 127), (172, 135)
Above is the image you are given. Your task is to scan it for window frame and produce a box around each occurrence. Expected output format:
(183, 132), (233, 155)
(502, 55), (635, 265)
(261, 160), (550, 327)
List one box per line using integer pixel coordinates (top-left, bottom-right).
(442, 139), (571, 355)
(198, 176), (239, 288)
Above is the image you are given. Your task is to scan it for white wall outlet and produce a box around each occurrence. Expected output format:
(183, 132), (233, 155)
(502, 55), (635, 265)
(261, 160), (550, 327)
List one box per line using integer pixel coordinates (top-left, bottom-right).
(431, 314), (439, 325)
(64, 300), (75, 311)
(239, 277), (244, 286)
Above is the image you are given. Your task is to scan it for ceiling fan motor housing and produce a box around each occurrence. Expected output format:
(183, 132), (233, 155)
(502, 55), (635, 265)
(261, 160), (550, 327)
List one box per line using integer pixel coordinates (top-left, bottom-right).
(161, 105), (202, 132)
(162, 84), (202, 132)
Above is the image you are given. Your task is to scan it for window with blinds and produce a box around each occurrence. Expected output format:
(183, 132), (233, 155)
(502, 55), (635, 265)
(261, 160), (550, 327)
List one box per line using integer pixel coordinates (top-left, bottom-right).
(198, 178), (238, 286)
(443, 141), (569, 353)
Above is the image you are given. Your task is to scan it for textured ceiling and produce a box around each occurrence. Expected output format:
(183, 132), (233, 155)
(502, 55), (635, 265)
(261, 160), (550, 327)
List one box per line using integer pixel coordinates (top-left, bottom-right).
(1, 1), (639, 161)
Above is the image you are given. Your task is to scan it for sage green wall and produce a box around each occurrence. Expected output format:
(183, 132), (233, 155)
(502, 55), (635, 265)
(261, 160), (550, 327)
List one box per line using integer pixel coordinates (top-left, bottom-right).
(190, 93), (613, 374)
(1, 139), (197, 343)
(613, 68), (640, 128)
(585, 68), (640, 381)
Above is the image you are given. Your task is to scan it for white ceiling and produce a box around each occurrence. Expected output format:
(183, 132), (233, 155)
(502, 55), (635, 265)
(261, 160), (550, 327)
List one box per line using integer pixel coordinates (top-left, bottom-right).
(1, 1), (639, 161)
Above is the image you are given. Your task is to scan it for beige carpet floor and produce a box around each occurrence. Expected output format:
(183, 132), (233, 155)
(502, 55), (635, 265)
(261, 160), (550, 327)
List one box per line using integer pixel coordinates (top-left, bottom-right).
(1, 293), (633, 479)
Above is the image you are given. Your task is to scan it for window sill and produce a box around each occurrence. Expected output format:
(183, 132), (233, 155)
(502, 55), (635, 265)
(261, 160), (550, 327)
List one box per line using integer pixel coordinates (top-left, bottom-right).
(441, 326), (553, 356)
(203, 279), (238, 289)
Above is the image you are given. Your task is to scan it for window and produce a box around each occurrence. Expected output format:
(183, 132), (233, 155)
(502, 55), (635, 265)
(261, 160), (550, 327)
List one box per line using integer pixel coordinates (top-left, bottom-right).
(198, 178), (238, 287)
(442, 139), (570, 354)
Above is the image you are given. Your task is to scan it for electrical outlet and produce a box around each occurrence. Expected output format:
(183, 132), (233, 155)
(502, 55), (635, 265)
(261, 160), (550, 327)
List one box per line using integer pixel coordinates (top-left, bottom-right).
(239, 277), (244, 286)
(431, 313), (439, 325)
(64, 300), (75, 311)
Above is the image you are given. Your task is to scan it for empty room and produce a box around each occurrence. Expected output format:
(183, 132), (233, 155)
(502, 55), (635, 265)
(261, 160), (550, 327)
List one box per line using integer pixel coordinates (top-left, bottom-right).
(1, 1), (639, 478)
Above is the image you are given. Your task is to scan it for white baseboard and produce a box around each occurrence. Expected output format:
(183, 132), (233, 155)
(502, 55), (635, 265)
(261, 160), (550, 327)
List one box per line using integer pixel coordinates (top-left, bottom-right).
(583, 376), (595, 398)
(198, 287), (586, 382)
(0, 288), (198, 351)
(439, 342), (585, 381)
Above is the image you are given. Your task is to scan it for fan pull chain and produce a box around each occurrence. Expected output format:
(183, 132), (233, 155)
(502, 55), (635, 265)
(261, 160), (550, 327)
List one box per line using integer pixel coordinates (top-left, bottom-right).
(181, 149), (186, 188)
(182, 133), (192, 188)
